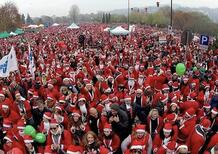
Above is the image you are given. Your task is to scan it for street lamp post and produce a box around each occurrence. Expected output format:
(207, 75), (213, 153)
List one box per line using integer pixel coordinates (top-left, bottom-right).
(128, 0), (130, 30)
(170, 0), (173, 28)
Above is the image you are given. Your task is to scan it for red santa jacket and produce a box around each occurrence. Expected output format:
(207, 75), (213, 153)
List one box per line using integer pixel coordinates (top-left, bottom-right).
(1, 108), (21, 125)
(13, 100), (32, 120)
(206, 132), (218, 150)
(187, 125), (206, 154)
(46, 129), (72, 151)
(178, 116), (197, 143)
(102, 134), (120, 152)
(153, 134), (175, 151)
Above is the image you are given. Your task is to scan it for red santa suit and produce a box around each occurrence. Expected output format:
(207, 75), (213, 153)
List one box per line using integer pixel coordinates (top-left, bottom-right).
(206, 132), (218, 150)
(187, 119), (211, 154)
(46, 119), (72, 152)
(178, 108), (197, 143)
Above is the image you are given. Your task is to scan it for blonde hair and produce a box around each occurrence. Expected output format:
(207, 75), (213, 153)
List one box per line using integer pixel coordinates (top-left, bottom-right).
(148, 108), (159, 117)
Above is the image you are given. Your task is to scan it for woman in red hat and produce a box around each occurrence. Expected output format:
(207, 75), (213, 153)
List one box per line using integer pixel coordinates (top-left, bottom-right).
(121, 124), (152, 154)
(100, 123), (120, 153)
(68, 109), (89, 145)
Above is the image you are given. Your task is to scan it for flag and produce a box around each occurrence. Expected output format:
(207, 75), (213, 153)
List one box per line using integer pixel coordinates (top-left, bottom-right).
(28, 45), (36, 79)
(0, 46), (19, 77)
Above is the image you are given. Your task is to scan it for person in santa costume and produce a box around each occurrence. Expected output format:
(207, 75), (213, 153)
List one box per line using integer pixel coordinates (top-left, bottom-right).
(101, 123), (120, 154)
(23, 135), (44, 153)
(38, 112), (52, 135)
(146, 108), (163, 139)
(13, 91), (34, 126)
(156, 140), (178, 154)
(177, 107), (197, 143)
(46, 118), (72, 153)
(153, 122), (177, 153)
(187, 118), (211, 154)
(175, 145), (188, 154)
(121, 124), (152, 154)
(3, 134), (26, 153)
(68, 109), (89, 146)
(124, 140), (147, 154)
(82, 131), (109, 154)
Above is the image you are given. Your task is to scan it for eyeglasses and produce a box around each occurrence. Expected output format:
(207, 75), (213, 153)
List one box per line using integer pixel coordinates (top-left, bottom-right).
(50, 127), (57, 130)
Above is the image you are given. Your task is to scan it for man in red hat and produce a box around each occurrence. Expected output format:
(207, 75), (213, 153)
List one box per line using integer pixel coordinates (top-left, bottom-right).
(177, 108), (197, 143)
(46, 118), (72, 153)
(187, 118), (211, 154)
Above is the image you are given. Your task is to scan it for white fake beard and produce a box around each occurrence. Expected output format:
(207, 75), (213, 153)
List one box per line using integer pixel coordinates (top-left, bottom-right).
(138, 78), (144, 85)
(105, 103), (111, 112)
(79, 104), (87, 115)
(125, 103), (131, 110)
(44, 121), (50, 132)
(99, 64), (104, 69)
(128, 80), (135, 88)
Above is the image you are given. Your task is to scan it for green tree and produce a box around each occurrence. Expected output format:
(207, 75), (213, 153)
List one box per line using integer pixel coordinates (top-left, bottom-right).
(26, 14), (34, 24)
(69, 5), (80, 23)
(21, 14), (25, 24)
(102, 13), (105, 23)
(0, 2), (21, 32)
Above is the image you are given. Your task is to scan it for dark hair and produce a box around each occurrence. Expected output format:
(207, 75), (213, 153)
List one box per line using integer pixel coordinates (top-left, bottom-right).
(159, 127), (175, 140)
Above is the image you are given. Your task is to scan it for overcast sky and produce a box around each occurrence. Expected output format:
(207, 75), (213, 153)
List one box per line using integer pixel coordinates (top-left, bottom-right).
(0, 0), (217, 17)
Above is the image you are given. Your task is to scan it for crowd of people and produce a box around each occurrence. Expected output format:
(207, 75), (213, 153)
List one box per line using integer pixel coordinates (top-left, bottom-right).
(0, 23), (217, 154)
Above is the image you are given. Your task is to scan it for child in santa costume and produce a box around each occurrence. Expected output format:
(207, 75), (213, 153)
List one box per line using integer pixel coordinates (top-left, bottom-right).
(121, 124), (152, 154)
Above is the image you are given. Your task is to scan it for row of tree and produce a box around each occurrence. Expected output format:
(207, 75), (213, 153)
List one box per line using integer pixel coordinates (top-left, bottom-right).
(1, 2), (218, 36)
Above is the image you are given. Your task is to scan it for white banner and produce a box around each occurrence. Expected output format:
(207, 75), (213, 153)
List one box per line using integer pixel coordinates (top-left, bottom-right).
(0, 46), (19, 77)
(28, 45), (36, 79)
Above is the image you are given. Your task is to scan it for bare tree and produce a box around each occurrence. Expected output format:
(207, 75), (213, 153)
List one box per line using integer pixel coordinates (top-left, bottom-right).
(0, 2), (21, 32)
(69, 5), (80, 23)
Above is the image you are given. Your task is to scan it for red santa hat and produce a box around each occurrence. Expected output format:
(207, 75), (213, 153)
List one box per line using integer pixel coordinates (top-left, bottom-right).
(47, 93), (55, 100)
(50, 118), (58, 127)
(0, 91), (5, 97)
(59, 96), (66, 104)
(185, 108), (196, 117)
(47, 80), (54, 87)
(160, 95), (168, 103)
(200, 118), (211, 130)
(124, 95), (132, 101)
(23, 135), (34, 144)
(176, 145), (188, 152)
(162, 84), (170, 91)
(43, 112), (52, 120)
(1, 102), (9, 109)
(103, 123), (112, 132)
(17, 119), (25, 130)
(130, 140), (143, 150)
(3, 135), (13, 142)
(33, 91), (39, 98)
(170, 102), (178, 107)
(84, 79), (92, 86)
(172, 82), (179, 89)
(67, 145), (83, 154)
(165, 113), (178, 122)
(135, 124), (146, 133)
(203, 103), (211, 109)
(55, 105), (63, 112)
(211, 107), (218, 115)
(27, 89), (34, 95)
(163, 123), (173, 133)
(15, 91), (21, 97)
(3, 119), (12, 128)
(100, 95), (109, 103)
(136, 89), (143, 94)
(144, 83), (151, 90)
(72, 109), (81, 117)
(78, 94), (86, 102)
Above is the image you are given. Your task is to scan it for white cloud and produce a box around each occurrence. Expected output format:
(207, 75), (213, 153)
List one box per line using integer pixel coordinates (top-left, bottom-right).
(0, 0), (217, 17)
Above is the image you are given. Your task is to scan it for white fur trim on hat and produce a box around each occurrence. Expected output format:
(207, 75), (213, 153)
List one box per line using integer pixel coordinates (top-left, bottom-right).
(43, 114), (51, 120)
(78, 98), (86, 102)
(211, 109), (218, 115)
(3, 136), (12, 142)
(103, 128), (112, 132)
(170, 103), (178, 106)
(0, 93), (5, 97)
(3, 124), (11, 128)
(136, 129), (145, 133)
(130, 145), (143, 150)
(17, 126), (25, 130)
(67, 151), (81, 154)
(72, 113), (81, 117)
(144, 85), (151, 90)
(24, 140), (34, 143)
(177, 145), (188, 150)
(163, 128), (172, 133)
(2, 105), (9, 109)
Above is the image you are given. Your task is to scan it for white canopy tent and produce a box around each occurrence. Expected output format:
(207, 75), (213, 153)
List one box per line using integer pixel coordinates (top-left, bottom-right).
(52, 23), (60, 27)
(110, 26), (130, 35)
(103, 27), (110, 32)
(67, 23), (79, 29)
(9, 32), (17, 36)
(27, 25), (39, 29)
